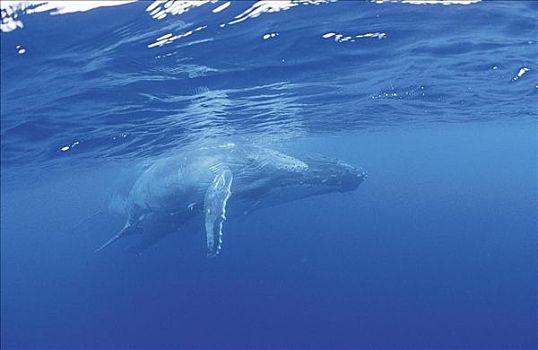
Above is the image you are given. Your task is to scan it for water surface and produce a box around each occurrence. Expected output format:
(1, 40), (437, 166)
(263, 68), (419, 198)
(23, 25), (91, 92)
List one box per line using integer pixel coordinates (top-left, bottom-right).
(1, 1), (536, 349)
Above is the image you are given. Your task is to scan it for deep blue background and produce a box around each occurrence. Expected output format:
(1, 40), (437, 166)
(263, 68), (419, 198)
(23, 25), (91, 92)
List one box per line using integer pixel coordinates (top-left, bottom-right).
(1, 1), (537, 349)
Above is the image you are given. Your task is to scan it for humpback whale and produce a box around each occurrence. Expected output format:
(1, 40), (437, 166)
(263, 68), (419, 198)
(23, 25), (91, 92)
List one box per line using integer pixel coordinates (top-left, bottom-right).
(96, 143), (367, 257)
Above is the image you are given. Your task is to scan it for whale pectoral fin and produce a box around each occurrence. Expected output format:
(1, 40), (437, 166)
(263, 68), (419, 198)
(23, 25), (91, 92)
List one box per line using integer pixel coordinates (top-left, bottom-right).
(95, 233), (122, 253)
(204, 168), (233, 258)
(95, 221), (138, 253)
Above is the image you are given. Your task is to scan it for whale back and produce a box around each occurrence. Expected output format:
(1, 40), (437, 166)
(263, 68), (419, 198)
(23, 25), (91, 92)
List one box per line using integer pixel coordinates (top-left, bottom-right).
(124, 143), (366, 214)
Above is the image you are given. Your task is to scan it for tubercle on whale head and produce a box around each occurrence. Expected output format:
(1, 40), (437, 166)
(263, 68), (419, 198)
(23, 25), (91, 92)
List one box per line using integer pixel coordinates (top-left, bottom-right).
(302, 157), (367, 193)
(335, 162), (368, 192)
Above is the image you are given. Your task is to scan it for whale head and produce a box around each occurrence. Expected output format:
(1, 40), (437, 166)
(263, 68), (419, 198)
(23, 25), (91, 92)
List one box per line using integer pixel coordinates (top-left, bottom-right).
(302, 157), (367, 194)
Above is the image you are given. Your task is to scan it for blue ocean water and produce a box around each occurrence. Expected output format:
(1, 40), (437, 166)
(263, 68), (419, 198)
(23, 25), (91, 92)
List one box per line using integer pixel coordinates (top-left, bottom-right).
(1, 1), (536, 349)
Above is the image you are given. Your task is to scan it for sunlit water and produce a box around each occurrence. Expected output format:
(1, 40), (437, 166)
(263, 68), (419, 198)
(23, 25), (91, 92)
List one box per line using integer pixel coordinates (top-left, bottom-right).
(1, 1), (536, 349)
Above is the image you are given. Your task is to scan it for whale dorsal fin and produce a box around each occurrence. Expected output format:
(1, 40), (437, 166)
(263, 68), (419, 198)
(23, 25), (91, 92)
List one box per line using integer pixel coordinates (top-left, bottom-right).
(204, 168), (233, 257)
